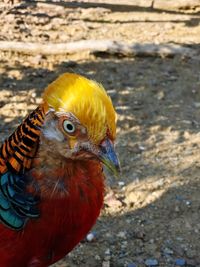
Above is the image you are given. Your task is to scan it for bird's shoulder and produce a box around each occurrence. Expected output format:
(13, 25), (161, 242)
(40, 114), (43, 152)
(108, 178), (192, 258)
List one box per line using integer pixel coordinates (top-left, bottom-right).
(0, 105), (45, 230)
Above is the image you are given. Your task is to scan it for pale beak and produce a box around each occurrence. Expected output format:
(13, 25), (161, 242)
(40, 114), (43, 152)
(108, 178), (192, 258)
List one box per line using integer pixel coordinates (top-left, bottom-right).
(98, 138), (121, 177)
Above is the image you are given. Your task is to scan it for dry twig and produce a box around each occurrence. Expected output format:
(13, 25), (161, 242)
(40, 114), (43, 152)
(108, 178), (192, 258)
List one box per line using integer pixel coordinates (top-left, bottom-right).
(0, 40), (195, 57)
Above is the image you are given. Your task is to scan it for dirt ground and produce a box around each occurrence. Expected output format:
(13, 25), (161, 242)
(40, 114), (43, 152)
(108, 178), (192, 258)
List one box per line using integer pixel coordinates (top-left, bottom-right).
(1, 1), (200, 266)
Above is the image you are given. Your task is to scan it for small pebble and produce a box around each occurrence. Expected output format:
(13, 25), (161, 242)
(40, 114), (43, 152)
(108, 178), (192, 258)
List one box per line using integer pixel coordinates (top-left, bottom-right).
(139, 145), (146, 151)
(194, 102), (200, 108)
(185, 200), (191, 206)
(175, 258), (186, 266)
(156, 90), (165, 100)
(104, 248), (111, 255)
(121, 241), (128, 248)
(118, 181), (125, 187)
(163, 247), (174, 255)
(95, 255), (101, 260)
(117, 231), (126, 238)
(86, 232), (96, 242)
(145, 258), (158, 266)
(175, 205), (180, 212)
(31, 92), (37, 98)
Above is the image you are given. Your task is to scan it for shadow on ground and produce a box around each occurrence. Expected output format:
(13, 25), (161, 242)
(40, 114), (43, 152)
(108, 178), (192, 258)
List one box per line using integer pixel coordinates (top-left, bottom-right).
(4, 1), (200, 28)
(1, 52), (200, 266)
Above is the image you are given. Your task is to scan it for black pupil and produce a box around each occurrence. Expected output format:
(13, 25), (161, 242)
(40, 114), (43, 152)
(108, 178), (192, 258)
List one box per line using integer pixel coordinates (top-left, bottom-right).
(67, 123), (73, 131)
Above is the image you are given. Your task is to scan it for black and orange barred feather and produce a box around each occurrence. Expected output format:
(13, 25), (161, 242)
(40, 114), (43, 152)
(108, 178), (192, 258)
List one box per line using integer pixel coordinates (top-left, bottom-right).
(0, 105), (45, 174)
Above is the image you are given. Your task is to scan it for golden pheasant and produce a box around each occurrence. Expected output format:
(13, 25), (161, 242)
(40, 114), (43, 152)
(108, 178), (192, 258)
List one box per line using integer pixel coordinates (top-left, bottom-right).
(0, 73), (120, 267)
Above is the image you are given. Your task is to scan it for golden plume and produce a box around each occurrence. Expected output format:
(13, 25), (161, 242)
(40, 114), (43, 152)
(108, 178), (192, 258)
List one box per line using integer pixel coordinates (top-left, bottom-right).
(42, 73), (116, 144)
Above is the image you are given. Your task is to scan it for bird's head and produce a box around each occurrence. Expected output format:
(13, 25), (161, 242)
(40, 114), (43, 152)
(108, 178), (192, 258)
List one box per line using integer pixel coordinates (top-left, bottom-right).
(41, 73), (120, 176)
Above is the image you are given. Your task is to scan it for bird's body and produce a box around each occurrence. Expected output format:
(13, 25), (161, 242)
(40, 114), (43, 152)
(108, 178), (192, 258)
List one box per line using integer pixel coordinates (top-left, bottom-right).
(0, 73), (119, 266)
(0, 161), (104, 267)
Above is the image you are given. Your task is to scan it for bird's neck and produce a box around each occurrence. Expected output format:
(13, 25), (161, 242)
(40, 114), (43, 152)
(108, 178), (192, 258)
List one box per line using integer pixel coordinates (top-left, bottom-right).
(29, 140), (104, 199)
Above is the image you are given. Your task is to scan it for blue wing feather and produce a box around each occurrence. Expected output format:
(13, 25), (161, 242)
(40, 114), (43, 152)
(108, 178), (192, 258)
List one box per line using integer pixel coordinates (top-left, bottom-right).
(0, 193), (10, 210)
(0, 171), (39, 230)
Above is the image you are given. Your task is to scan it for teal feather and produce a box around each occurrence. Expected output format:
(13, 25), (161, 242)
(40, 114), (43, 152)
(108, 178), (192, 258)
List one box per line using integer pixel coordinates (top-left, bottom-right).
(0, 193), (10, 210)
(0, 172), (39, 230)
(0, 208), (25, 229)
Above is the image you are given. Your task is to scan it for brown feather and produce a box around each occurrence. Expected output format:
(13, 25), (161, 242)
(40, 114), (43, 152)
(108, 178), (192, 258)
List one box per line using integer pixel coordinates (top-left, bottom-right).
(0, 105), (45, 174)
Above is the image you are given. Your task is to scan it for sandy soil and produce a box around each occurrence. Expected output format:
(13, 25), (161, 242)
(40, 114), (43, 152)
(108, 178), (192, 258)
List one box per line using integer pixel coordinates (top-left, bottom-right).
(1, 1), (200, 267)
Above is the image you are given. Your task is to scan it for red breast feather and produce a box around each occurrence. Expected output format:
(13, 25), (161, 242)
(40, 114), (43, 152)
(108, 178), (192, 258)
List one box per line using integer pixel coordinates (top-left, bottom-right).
(0, 160), (104, 267)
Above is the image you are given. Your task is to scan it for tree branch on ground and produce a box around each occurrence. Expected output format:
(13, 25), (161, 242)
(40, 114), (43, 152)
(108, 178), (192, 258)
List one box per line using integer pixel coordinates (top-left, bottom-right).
(0, 40), (195, 58)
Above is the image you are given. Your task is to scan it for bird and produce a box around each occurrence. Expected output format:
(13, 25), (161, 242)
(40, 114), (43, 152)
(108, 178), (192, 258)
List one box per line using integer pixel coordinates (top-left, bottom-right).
(0, 72), (120, 267)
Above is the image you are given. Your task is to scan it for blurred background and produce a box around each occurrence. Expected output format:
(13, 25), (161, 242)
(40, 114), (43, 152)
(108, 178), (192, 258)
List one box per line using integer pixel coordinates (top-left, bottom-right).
(1, 1), (200, 266)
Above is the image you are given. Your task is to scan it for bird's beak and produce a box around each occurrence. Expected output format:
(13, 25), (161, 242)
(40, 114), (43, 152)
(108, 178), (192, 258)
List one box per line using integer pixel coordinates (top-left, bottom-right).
(98, 138), (120, 177)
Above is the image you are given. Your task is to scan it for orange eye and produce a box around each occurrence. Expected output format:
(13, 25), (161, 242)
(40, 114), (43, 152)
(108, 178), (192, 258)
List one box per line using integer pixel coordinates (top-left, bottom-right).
(63, 120), (76, 134)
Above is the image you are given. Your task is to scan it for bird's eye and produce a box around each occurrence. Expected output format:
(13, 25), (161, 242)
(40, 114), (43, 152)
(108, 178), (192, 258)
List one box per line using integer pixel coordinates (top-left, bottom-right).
(63, 120), (76, 134)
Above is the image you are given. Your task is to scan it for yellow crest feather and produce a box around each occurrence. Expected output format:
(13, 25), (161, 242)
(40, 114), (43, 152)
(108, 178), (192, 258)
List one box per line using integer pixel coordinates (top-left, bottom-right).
(42, 73), (116, 144)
